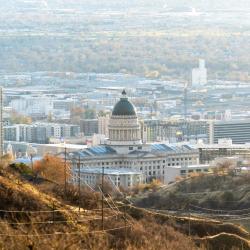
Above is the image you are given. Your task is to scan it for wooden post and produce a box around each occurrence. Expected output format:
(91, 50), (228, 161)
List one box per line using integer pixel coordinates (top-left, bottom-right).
(78, 156), (81, 215)
(64, 147), (67, 195)
(124, 205), (127, 240)
(101, 166), (104, 231)
(52, 201), (55, 223)
(188, 202), (191, 237)
(31, 154), (33, 181)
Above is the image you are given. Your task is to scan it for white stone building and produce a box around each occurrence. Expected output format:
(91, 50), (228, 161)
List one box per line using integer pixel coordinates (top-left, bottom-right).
(98, 113), (110, 137)
(69, 90), (199, 184)
(72, 167), (144, 189)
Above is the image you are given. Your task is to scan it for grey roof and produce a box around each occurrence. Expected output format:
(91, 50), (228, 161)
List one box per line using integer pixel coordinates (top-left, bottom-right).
(68, 143), (196, 160)
(76, 167), (142, 175)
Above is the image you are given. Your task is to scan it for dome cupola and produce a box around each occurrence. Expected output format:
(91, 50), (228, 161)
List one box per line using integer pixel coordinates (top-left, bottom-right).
(112, 90), (136, 116)
(108, 90), (141, 146)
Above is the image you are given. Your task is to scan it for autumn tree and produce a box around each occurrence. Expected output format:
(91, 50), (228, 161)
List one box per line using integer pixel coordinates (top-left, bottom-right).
(34, 155), (70, 185)
(10, 111), (32, 124)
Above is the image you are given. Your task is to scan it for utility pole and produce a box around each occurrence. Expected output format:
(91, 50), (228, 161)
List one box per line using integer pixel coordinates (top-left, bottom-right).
(124, 205), (127, 240)
(52, 201), (55, 224)
(64, 147), (67, 196)
(30, 154), (33, 181)
(101, 166), (104, 231)
(188, 202), (191, 237)
(78, 155), (81, 215)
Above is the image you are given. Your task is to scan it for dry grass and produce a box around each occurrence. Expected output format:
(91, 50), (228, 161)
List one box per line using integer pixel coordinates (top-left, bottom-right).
(0, 166), (202, 250)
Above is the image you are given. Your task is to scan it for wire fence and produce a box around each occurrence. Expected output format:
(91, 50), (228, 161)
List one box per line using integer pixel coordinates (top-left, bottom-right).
(0, 225), (133, 238)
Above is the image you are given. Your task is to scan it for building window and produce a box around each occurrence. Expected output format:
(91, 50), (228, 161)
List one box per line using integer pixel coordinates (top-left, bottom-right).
(138, 146), (142, 150)
(129, 146), (133, 150)
(180, 170), (186, 174)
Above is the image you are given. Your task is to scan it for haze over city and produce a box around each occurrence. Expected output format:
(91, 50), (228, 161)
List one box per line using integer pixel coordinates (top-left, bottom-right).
(0, 1), (249, 250)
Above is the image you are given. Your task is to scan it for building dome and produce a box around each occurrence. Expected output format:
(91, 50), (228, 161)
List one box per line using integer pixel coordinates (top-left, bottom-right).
(108, 90), (141, 146)
(112, 90), (136, 116)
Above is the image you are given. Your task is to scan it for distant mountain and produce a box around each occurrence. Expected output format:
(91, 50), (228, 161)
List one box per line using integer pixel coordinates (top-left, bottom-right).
(0, 0), (249, 12)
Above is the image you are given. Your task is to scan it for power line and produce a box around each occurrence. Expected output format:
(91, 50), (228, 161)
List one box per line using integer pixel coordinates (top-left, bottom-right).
(190, 204), (250, 213)
(0, 225), (132, 238)
(189, 209), (250, 218)
(0, 205), (127, 214)
(0, 214), (120, 226)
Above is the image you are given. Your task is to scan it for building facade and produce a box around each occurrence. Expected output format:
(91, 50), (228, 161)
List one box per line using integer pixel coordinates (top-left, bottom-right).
(72, 168), (144, 189)
(69, 91), (199, 185)
(4, 123), (80, 144)
(192, 59), (207, 87)
(208, 120), (250, 144)
(80, 119), (98, 136)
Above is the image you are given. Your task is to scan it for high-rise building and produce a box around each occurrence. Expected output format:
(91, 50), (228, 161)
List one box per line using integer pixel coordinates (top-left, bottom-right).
(208, 120), (250, 144)
(80, 119), (98, 136)
(98, 113), (110, 137)
(192, 59), (207, 87)
(0, 87), (3, 157)
(4, 123), (80, 144)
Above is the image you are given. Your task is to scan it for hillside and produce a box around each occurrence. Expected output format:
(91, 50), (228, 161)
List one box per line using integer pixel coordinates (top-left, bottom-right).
(133, 173), (250, 233)
(134, 174), (250, 209)
(0, 165), (249, 249)
(0, 165), (199, 250)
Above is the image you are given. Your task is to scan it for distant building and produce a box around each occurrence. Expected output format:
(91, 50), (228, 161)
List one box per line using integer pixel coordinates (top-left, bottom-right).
(208, 120), (250, 144)
(198, 139), (250, 164)
(68, 91), (199, 184)
(164, 164), (211, 183)
(98, 113), (110, 137)
(4, 123), (80, 144)
(53, 100), (75, 111)
(10, 96), (53, 118)
(80, 119), (98, 136)
(192, 59), (207, 87)
(72, 167), (144, 189)
(143, 119), (208, 143)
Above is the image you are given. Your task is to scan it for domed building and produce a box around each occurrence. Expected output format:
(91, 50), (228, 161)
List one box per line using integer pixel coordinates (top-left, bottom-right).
(69, 90), (199, 187)
(108, 90), (141, 146)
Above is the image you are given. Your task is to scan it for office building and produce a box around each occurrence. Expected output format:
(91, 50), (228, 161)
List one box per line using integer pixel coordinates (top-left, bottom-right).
(192, 59), (207, 87)
(80, 119), (98, 136)
(208, 120), (250, 144)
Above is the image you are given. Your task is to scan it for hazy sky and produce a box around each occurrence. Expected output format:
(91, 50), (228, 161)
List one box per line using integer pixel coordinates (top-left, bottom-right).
(0, 0), (250, 11)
